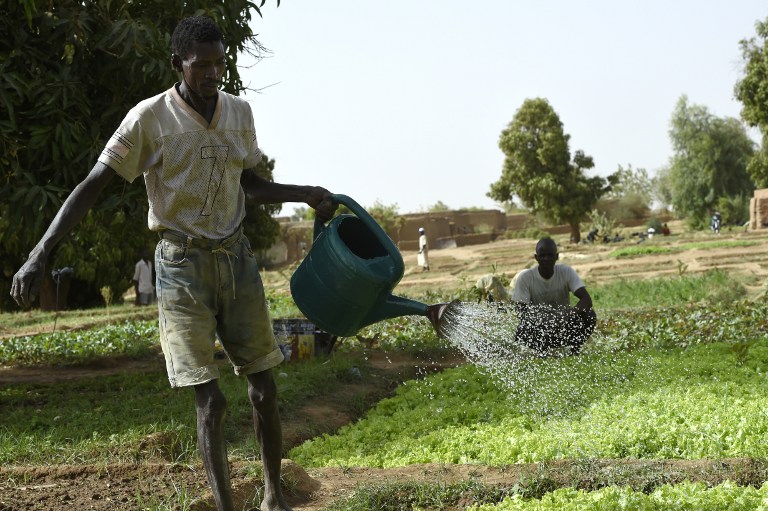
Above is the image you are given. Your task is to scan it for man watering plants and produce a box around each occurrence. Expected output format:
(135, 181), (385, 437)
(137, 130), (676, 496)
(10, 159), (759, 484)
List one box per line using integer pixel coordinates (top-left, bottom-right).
(511, 237), (596, 356)
(10, 16), (335, 511)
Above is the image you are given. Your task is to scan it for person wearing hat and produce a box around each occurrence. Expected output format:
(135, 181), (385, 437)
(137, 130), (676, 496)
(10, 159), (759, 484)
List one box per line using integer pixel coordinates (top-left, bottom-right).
(417, 227), (430, 271)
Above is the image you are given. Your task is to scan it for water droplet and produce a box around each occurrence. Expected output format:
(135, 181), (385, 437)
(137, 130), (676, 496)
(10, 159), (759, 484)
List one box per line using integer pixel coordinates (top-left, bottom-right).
(434, 302), (651, 418)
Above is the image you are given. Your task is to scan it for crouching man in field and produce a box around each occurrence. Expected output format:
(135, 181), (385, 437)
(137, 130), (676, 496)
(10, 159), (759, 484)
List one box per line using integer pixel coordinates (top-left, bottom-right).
(475, 273), (512, 304)
(512, 237), (596, 356)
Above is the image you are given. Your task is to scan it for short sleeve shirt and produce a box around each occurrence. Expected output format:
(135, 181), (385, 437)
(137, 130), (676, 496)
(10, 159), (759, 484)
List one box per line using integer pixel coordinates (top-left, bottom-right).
(98, 85), (262, 239)
(512, 265), (585, 306)
(133, 259), (154, 294)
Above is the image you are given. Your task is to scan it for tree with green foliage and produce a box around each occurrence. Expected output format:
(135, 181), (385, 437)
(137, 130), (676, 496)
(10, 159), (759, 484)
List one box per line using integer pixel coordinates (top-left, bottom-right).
(243, 155), (282, 251)
(662, 95), (755, 228)
(716, 193), (751, 227)
(597, 164), (655, 221)
(428, 200), (451, 212)
(489, 98), (615, 243)
(735, 17), (768, 187)
(603, 164), (654, 204)
(0, 0), (279, 309)
(367, 200), (406, 241)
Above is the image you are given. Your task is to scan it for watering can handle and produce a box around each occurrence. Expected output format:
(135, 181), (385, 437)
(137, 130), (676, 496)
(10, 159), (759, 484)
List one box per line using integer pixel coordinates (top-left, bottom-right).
(313, 194), (404, 273)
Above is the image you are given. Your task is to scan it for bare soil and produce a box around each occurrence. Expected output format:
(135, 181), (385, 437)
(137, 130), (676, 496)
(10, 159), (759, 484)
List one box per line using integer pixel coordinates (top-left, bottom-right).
(3, 225), (768, 510)
(393, 224), (768, 297)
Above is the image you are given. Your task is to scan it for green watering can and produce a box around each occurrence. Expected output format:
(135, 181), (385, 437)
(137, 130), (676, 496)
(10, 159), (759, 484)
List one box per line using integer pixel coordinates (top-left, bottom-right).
(290, 194), (452, 337)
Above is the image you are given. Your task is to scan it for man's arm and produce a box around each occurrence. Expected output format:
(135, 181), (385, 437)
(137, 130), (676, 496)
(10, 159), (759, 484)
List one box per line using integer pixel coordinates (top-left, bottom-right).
(240, 168), (336, 221)
(511, 273), (531, 316)
(10, 162), (117, 308)
(573, 286), (593, 311)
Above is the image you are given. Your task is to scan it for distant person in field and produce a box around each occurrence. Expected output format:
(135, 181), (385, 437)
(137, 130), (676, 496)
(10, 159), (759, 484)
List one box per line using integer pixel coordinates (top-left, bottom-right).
(661, 223), (671, 236)
(512, 237), (596, 355)
(711, 211), (722, 234)
(10, 16), (336, 511)
(133, 248), (155, 306)
(417, 227), (430, 271)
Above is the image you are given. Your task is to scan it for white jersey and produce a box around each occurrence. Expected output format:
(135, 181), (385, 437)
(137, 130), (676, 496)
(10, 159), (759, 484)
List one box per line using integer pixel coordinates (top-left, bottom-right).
(98, 85), (263, 239)
(512, 264), (584, 306)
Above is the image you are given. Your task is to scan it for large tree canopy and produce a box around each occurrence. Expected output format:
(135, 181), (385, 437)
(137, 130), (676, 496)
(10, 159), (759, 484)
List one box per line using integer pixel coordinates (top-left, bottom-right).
(488, 97), (614, 243)
(735, 17), (768, 187)
(660, 95), (755, 228)
(596, 164), (655, 221)
(0, 0), (280, 309)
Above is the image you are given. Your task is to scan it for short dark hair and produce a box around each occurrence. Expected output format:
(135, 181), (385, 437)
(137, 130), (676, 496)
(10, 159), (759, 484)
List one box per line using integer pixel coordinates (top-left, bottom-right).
(535, 237), (557, 254)
(171, 16), (224, 57)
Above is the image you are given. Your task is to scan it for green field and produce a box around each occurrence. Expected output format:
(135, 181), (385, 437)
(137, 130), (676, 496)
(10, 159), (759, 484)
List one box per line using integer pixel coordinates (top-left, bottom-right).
(2, 251), (768, 509)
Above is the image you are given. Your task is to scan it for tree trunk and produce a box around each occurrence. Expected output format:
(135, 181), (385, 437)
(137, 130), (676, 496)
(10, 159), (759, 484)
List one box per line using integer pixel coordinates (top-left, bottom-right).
(569, 223), (581, 244)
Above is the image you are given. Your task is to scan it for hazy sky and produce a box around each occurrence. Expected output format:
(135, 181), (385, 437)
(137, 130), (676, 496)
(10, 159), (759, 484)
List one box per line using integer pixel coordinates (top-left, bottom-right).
(240, 1), (766, 216)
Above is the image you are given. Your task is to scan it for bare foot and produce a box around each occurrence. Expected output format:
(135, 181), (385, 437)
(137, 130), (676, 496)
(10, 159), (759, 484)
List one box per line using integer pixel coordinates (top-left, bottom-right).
(260, 496), (292, 511)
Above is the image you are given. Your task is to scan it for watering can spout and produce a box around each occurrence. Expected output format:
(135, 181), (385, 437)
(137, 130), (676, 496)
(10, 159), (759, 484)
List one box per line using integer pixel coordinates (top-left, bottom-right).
(362, 294), (429, 327)
(362, 297), (460, 337)
(425, 300), (460, 338)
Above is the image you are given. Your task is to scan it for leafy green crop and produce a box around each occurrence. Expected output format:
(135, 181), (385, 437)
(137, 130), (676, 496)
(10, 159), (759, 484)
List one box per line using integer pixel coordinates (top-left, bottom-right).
(610, 240), (758, 259)
(291, 339), (768, 467)
(595, 299), (768, 350)
(610, 245), (675, 258)
(0, 352), (361, 465)
(0, 320), (158, 366)
(590, 269), (746, 309)
(469, 480), (768, 510)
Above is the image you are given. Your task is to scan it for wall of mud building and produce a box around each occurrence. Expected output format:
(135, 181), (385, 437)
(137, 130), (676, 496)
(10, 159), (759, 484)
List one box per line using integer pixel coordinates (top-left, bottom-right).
(258, 220), (314, 269)
(750, 189), (768, 230)
(263, 208), (672, 268)
(395, 210), (507, 251)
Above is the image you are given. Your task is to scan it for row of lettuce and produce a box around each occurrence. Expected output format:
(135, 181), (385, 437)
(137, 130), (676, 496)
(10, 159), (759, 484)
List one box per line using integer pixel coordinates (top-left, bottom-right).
(2, 269), (768, 509)
(468, 481), (768, 511)
(0, 268), (761, 366)
(289, 338), (768, 466)
(1, 296), (766, 367)
(300, 297), (768, 509)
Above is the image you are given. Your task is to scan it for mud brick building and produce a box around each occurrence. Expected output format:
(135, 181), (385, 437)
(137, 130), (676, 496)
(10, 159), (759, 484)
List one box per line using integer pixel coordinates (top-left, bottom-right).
(750, 189), (768, 230)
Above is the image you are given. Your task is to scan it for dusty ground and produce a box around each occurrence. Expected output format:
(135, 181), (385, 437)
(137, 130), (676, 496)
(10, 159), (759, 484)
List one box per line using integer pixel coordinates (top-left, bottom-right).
(3, 225), (768, 510)
(393, 222), (768, 297)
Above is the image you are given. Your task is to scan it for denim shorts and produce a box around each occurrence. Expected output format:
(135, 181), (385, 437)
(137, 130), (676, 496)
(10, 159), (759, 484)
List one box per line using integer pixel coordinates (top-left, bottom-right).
(154, 229), (284, 387)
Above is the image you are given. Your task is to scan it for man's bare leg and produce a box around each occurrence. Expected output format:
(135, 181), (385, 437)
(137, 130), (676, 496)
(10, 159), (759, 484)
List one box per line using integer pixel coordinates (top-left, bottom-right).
(195, 380), (235, 511)
(247, 370), (292, 511)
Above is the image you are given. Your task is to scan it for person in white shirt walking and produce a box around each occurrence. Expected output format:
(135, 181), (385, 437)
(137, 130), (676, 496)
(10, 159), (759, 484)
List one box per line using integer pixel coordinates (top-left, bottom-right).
(417, 227), (430, 271)
(133, 248), (155, 305)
